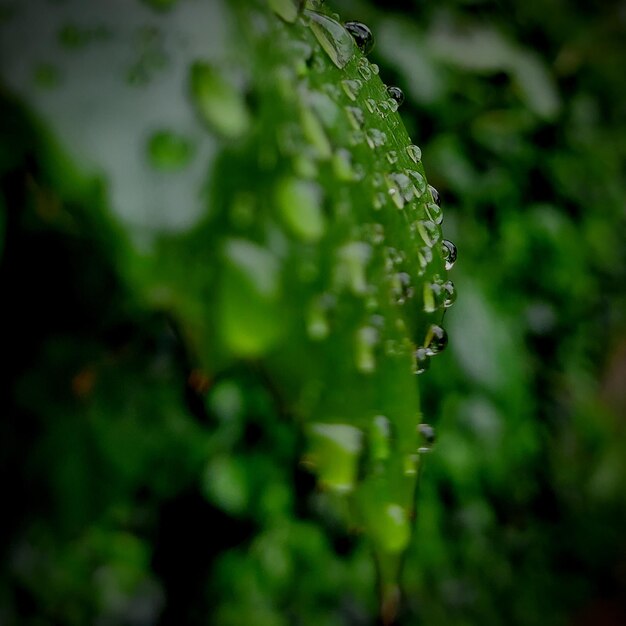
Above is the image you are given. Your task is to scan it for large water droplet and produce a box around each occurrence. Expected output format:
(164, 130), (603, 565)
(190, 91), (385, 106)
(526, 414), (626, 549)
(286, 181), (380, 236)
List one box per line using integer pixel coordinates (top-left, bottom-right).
(344, 21), (374, 55)
(424, 324), (448, 355)
(406, 144), (422, 163)
(387, 85), (405, 106)
(442, 239), (457, 270)
(307, 10), (355, 68)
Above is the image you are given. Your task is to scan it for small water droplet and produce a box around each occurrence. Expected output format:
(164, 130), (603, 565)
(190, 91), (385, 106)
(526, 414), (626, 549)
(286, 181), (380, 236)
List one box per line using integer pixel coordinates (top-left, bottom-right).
(387, 85), (405, 106)
(442, 280), (457, 307)
(406, 144), (422, 163)
(373, 192), (386, 210)
(356, 56), (372, 80)
(341, 78), (362, 101)
(370, 415), (391, 462)
(442, 240), (457, 270)
(423, 279), (445, 313)
(356, 325), (379, 373)
(348, 129), (365, 146)
(386, 98), (399, 113)
(344, 21), (374, 55)
(428, 184), (441, 207)
(345, 105), (365, 130)
(365, 128), (387, 149)
(377, 100), (391, 118)
(392, 272), (413, 305)
(417, 246), (433, 272)
(365, 98), (377, 113)
(371, 63), (380, 75)
(424, 324), (448, 355)
(406, 169), (427, 196)
(332, 148), (356, 181)
(417, 219), (440, 247)
(425, 202), (443, 225)
(307, 10), (356, 68)
(403, 453), (419, 475)
(386, 150), (398, 164)
(417, 423), (436, 453)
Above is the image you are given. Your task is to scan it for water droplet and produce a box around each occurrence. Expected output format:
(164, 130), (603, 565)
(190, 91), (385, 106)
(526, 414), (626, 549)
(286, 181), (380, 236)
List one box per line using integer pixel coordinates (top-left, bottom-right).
(307, 10), (356, 68)
(406, 169), (427, 196)
(190, 62), (250, 139)
(356, 57), (372, 80)
(417, 246), (433, 272)
(365, 128), (387, 149)
(268, 0), (298, 22)
(403, 453), (419, 476)
(300, 103), (332, 158)
(356, 326), (379, 373)
(335, 242), (372, 295)
(332, 148), (356, 181)
(392, 272), (413, 304)
(442, 239), (457, 270)
(413, 347), (430, 375)
(428, 184), (441, 206)
(371, 63), (380, 75)
(365, 98), (377, 113)
(345, 105), (365, 130)
(424, 324), (448, 355)
(417, 219), (440, 247)
(373, 192), (386, 210)
(425, 202), (443, 225)
(146, 130), (194, 171)
(387, 85), (405, 106)
(370, 415), (391, 462)
(275, 178), (325, 241)
(442, 280), (457, 307)
(406, 144), (422, 163)
(344, 21), (374, 55)
(386, 98), (399, 114)
(417, 423), (436, 453)
(306, 294), (333, 340)
(341, 78), (362, 101)
(423, 279), (444, 313)
(305, 423), (362, 493)
(386, 150), (398, 164)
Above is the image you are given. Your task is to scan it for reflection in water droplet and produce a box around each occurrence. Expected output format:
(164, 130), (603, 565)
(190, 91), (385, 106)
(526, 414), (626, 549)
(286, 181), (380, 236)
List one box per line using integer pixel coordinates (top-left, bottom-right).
(442, 239), (457, 270)
(344, 21), (374, 55)
(424, 324), (448, 355)
(417, 219), (440, 247)
(428, 184), (441, 207)
(307, 10), (355, 68)
(406, 144), (422, 163)
(443, 280), (457, 307)
(387, 85), (405, 106)
(341, 78), (362, 101)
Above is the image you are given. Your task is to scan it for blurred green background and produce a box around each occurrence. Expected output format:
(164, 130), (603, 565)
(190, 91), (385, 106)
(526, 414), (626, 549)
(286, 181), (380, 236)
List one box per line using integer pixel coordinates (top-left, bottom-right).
(1, 0), (625, 625)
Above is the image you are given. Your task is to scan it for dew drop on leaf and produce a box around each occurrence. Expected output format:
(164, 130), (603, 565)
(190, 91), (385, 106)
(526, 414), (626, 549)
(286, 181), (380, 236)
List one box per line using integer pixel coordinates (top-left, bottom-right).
(307, 10), (356, 69)
(442, 239), (457, 270)
(344, 21), (375, 55)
